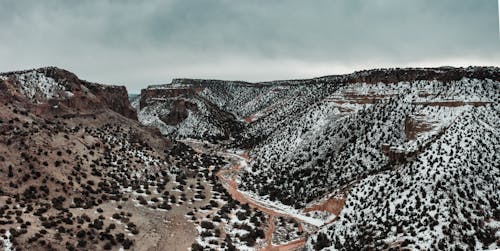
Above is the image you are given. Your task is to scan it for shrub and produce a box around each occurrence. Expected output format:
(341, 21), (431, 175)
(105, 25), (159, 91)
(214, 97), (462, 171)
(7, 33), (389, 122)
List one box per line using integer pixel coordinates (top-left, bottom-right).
(314, 232), (331, 251)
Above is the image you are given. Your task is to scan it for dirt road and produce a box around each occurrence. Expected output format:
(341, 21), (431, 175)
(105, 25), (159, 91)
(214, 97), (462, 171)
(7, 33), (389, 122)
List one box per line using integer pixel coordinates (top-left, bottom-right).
(183, 140), (344, 251)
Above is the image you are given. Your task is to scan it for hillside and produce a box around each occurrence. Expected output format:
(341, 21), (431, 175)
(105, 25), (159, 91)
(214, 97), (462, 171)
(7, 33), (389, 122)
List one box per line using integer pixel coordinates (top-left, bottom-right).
(134, 66), (500, 250)
(0, 67), (229, 250)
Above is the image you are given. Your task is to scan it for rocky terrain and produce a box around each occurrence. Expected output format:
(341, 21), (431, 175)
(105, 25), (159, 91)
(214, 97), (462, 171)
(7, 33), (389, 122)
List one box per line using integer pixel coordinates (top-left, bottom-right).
(1, 66), (499, 251)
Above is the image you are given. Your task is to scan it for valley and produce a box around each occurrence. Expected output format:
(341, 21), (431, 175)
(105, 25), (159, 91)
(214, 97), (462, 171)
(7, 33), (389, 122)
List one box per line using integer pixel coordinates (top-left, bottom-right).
(0, 66), (499, 250)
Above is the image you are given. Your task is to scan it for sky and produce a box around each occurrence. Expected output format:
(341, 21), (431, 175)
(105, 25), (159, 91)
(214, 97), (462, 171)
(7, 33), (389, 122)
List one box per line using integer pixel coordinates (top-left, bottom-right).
(0, 0), (499, 93)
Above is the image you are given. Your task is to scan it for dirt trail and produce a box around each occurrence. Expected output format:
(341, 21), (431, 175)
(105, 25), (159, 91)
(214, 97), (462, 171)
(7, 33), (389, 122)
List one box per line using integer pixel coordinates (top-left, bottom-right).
(215, 154), (316, 250)
(215, 152), (323, 251)
(184, 140), (345, 251)
(217, 221), (227, 247)
(265, 217), (275, 247)
(216, 159), (309, 221)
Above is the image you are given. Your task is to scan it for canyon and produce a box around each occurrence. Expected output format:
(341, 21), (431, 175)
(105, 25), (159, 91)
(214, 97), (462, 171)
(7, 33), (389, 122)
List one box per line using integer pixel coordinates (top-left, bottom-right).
(1, 66), (499, 250)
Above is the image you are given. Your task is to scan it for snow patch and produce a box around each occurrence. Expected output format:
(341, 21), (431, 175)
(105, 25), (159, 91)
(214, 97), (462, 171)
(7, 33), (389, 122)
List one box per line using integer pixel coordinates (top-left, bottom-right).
(15, 70), (65, 101)
(1, 230), (13, 251)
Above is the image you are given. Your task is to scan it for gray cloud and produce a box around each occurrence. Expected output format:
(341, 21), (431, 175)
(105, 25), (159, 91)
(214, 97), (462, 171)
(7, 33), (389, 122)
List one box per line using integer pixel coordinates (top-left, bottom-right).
(0, 0), (499, 93)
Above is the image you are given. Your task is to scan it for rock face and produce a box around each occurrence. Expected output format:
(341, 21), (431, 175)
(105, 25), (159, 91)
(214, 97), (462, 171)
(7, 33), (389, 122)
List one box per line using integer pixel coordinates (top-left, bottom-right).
(83, 82), (138, 120)
(159, 99), (199, 125)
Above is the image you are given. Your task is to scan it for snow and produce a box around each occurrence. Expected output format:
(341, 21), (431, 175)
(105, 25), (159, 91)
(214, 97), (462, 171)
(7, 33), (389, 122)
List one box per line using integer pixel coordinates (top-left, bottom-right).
(15, 70), (64, 101)
(240, 190), (325, 227)
(64, 91), (74, 98)
(305, 103), (499, 250)
(1, 230), (12, 251)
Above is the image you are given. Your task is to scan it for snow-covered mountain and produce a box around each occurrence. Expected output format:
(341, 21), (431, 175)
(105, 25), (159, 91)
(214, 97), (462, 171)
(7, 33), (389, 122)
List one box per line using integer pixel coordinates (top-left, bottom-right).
(135, 66), (500, 250)
(136, 79), (247, 141)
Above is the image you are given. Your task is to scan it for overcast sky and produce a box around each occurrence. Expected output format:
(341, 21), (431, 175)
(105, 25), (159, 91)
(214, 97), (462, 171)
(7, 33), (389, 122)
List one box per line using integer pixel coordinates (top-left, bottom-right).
(0, 0), (499, 93)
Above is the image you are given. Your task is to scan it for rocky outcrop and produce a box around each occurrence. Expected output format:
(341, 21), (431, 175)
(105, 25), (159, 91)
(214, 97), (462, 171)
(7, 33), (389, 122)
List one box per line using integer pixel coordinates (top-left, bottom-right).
(0, 67), (137, 120)
(83, 82), (138, 120)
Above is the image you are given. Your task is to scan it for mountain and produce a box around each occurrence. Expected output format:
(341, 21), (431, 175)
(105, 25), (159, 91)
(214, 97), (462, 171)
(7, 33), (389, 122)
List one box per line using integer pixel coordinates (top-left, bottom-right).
(134, 66), (500, 250)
